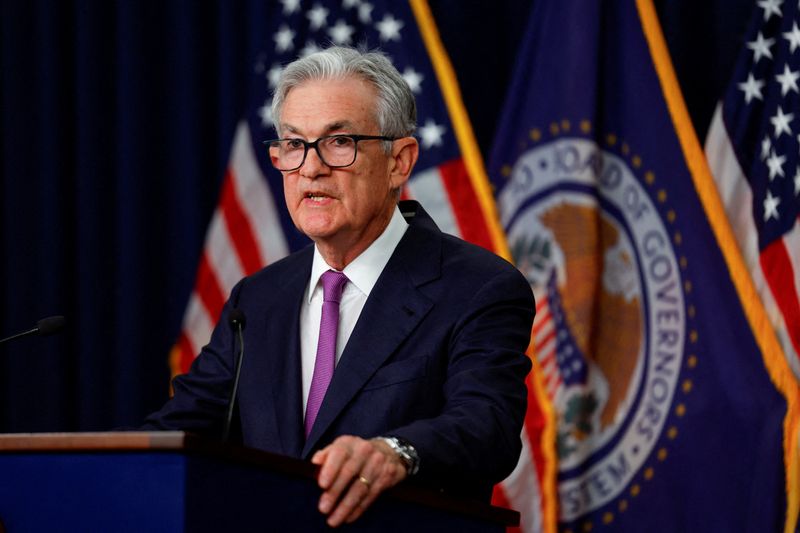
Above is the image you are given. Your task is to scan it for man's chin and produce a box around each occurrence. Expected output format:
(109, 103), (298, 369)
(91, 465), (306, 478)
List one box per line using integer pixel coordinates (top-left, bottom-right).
(299, 223), (341, 242)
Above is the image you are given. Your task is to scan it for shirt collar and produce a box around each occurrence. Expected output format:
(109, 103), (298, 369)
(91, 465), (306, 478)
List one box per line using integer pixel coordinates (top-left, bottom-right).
(307, 206), (408, 303)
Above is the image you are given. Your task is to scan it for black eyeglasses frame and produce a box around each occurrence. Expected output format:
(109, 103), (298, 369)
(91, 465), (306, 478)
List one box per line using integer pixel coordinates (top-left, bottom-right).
(262, 134), (397, 171)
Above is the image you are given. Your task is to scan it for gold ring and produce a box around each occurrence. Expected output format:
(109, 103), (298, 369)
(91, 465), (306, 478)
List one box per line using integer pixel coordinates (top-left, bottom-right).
(358, 475), (371, 489)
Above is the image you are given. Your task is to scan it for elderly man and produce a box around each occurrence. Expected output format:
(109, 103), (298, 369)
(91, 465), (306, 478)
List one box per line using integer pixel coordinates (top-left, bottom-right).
(144, 46), (534, 527)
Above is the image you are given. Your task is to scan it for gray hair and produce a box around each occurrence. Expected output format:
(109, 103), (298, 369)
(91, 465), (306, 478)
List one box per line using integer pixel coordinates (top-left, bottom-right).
(271, 46), (417, 142)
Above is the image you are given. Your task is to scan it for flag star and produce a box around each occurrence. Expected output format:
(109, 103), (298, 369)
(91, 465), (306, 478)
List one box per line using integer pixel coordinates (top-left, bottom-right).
(762, 136), (772, 160)
(280, 0), (301, 15)
(763, 190), (781, 220)
(783, 21), (800, 52)
(776, 64), (800, 95)
(307, 4), (329, 31)
(767, 149), (787, 179)
(274, 25), (295, 53)
(300, 41), (321, 57)
(267, 64), (283, 89)
(771, 106), (794, 138)
(358, 2), (374, 23)
(747, 32), (775, 63)
(738, 73), (765, 103)
(376, 14), (404, 42)
(328, 20), (355, 45)
(418, 118), (446, 148)
(402, 67), (424, 93)
(258, 100), (274, 127)
(757, 0), (783, 21)
(794, 166), (800, 194)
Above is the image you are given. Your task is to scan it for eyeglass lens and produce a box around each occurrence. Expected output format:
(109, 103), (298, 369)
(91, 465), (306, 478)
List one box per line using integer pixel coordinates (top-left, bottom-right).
(268, 136), (357, 170)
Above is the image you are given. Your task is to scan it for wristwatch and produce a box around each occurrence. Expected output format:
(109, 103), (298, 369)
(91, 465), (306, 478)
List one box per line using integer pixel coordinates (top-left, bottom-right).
(376, 436), (420, 476)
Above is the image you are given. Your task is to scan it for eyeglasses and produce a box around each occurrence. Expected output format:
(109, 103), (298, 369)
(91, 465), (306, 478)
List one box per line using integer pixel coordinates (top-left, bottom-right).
(263, 134), (396, 171)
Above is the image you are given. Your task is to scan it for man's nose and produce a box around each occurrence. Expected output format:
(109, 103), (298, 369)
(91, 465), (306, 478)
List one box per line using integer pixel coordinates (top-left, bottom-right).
(299, 145), (329, 178)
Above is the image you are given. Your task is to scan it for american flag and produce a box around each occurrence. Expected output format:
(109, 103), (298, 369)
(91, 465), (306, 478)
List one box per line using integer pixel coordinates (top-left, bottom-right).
(535, 272), (587, 399)
(705, 0), (800, 380)
(169, 0), (551, 530)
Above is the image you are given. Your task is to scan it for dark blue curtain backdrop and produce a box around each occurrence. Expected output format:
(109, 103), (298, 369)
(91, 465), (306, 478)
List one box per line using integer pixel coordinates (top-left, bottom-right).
(0, 0), (751, 432)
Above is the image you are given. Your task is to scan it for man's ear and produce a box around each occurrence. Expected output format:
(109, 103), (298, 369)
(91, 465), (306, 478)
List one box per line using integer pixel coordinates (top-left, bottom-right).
(388, 137), (419, 190)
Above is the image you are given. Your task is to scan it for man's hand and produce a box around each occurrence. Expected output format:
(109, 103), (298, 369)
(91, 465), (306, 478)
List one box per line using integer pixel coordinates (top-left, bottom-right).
(311, 435), (408, 527)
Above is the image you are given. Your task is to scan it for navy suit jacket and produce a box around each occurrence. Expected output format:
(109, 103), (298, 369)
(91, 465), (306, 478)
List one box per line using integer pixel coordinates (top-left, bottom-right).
(144, 201), (534, 499)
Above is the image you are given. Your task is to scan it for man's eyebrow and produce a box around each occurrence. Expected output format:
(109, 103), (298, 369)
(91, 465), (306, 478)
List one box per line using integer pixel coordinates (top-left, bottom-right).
(324, 121), (354, 133)
(281, 121), (356, 137)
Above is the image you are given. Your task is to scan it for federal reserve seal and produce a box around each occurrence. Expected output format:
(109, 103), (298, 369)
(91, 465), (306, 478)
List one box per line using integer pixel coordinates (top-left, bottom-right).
(498, 135), (690, 525)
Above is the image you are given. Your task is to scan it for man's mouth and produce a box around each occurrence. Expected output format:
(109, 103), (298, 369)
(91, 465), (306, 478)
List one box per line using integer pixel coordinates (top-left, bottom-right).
(305, 192), (332, 201)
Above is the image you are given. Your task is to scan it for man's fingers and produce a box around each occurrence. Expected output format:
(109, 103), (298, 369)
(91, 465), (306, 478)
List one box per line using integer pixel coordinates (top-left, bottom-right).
(343, 476), (382, 524)
(325, 445), (401, 526)
(316, 438), (354, 490)
(326, 474), (373, 527)
(316, 435), (410, 527)
(317, 436), (368, 514)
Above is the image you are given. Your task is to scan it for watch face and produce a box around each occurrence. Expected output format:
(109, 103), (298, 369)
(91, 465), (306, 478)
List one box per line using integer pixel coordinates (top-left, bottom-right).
(379, 436), (418, 475)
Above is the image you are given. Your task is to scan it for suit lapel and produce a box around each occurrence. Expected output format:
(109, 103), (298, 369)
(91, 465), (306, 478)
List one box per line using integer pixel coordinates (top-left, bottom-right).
(302, 203), (442, 455)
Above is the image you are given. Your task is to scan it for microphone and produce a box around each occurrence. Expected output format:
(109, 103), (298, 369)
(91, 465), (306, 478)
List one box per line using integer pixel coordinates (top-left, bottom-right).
(0, 315), (66, 346)
(222, 308), (247, 443)
(229, 308), (246, 330)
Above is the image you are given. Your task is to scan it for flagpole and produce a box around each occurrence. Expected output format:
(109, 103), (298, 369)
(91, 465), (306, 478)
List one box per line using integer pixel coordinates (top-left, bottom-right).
(408, 0), (512, 262)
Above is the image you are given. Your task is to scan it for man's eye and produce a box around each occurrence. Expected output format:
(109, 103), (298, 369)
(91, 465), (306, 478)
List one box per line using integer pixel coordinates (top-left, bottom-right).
(285, 139), (305, 149)
(331, 136), (354, 146)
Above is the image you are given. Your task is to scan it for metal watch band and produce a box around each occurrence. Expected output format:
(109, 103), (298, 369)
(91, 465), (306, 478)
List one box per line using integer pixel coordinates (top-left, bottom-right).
(376, 436), (420, 476)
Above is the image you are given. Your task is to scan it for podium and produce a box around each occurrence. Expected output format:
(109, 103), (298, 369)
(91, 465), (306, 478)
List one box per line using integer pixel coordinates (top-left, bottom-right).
(0, 432), (519, 532)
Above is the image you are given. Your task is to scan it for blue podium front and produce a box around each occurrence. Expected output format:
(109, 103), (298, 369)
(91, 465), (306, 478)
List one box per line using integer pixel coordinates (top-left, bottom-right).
(0, 432), (517, 532)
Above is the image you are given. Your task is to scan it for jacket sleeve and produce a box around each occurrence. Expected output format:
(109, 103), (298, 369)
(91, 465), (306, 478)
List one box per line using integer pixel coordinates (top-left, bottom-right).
(140, 281), (245, 436)
(390, 266), (535, 496)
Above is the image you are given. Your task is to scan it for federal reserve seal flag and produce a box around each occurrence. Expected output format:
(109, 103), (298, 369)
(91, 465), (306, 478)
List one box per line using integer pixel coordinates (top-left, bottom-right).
(489, 1), (800, 532)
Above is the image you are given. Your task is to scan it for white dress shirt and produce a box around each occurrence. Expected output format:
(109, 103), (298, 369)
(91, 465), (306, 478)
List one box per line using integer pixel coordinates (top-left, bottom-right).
(299, 206), (408, 415)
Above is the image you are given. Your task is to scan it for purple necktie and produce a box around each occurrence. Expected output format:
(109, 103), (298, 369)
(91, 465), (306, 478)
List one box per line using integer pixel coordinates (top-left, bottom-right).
(305, 270), (349, 438)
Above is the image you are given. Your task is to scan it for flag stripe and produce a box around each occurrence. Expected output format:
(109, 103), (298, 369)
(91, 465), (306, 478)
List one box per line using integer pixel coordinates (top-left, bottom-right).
(229, 122), (289, 265)
(526, 342), (558, 533)
(535, 328), (556, 352)
(784, 221), (800, 307)
(207, 208), (246, 298)
(704, 107), (761, 264)
(760, 238), (800, 358)
(174, 332), (196, 376)
(491, 485), (521, 533)
(536, 298), (549, 313)
(437, 158), (494, 249)
(221, 169), (263, 275)
(196, 252), (226, 326)
(181, 293), (214, 371)
(405, 166), (462, 237)
(533, 314), (554, 338)
(502, 432), (545, 533)
(539, 350), (555, 367)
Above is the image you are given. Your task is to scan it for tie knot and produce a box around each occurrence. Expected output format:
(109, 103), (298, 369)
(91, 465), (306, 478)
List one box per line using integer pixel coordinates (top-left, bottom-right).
(321, 270), (348, 304)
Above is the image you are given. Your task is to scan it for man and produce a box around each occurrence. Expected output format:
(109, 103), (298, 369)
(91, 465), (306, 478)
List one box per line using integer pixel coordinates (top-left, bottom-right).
(144, 46), (534, 527)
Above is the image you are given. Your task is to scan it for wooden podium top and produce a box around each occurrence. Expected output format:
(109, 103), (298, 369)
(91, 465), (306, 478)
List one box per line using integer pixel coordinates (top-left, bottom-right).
(0, 431), (520, 527)
(0, 431), (192, 451)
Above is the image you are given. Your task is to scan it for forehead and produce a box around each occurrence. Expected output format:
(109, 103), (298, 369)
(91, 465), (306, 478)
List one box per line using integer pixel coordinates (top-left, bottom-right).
(279, 77), (379, 135)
